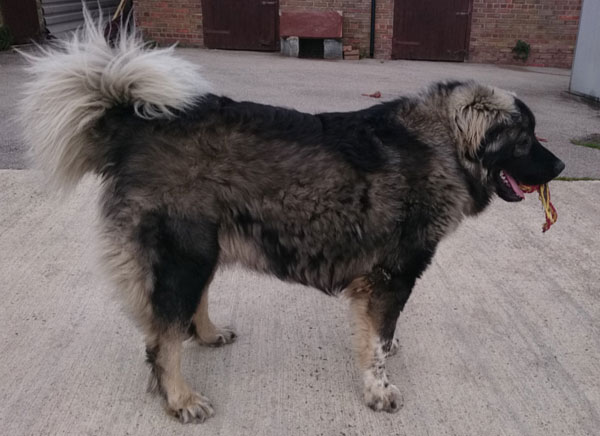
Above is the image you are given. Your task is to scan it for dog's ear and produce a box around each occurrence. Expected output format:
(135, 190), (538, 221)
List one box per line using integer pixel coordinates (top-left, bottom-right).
(450, 83), (516, 156)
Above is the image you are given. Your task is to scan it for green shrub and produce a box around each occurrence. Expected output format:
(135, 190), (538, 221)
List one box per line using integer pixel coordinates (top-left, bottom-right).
(512, 40), (530, 61)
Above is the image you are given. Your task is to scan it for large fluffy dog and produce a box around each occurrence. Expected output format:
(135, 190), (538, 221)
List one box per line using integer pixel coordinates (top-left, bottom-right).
(20, 18), (564, 423)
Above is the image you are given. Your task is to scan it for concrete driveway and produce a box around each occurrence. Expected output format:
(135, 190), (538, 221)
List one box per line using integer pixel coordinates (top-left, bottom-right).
(0, 49), (599, 436)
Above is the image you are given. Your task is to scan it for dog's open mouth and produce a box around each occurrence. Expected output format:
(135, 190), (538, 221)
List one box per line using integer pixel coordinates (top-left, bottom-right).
(496, 170), (525, 202)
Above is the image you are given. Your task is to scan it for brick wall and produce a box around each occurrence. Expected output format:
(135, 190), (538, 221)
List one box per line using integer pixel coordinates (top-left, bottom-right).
(469, 0), (582, 68)
(373, 0), (394, 58)
(133, 0), (580, 67)
(134, 0), (394, 58)
(133, 0), (203, 46)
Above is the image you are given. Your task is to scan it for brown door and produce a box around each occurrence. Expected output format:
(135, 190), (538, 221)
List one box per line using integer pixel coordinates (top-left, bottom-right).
(0, 0), (41, 44)
(392, 0), (472, 61)
(201, 0), (278, 51)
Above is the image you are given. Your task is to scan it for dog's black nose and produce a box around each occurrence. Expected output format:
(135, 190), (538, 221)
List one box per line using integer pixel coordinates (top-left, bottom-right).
(554, 159), (565, 176)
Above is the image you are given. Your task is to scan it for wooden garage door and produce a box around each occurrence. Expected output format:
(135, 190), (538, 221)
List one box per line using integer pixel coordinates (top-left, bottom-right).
(201, 0), (279, 51)
(392, 0), (472, 61)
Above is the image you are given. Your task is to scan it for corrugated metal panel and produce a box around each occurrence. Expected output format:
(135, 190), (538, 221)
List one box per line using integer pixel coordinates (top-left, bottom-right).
(570, 0), (600, 101)
(41, 0), (120, 39)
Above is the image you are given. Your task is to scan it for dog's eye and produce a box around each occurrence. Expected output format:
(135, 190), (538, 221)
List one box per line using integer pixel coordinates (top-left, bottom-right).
(514, 140), (531, 157)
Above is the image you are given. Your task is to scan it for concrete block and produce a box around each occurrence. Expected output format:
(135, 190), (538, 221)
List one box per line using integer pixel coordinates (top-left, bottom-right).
(324, 39), (343, 59)
(280, 37), (299, 57)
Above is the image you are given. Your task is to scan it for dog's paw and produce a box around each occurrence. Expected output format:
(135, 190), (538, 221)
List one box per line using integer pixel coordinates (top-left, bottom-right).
(385, 338), (399, 358)
(196, 326), (237, 347)
(364, 382), (403, 413)
(169, 392), (215, 424)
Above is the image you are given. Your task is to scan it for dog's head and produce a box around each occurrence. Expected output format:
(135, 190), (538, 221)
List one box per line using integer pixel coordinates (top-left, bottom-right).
(450, 82), (564, 203)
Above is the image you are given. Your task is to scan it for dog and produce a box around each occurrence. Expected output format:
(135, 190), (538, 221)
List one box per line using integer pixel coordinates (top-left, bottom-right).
(19, 15), (565, 423)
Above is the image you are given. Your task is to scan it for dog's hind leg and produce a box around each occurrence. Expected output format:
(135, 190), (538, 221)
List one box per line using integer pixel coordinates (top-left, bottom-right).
(189, 285), (237, 346)
(346, 263), (428, 413)
(139, 213), (220, 423)
(146, 328), (214, 423)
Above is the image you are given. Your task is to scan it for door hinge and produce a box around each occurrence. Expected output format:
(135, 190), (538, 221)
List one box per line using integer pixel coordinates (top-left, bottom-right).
(447, 49), (467, 55)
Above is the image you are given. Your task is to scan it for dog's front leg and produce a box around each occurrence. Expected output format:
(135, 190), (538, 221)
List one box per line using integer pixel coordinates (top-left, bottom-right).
(346, 267), (420, 413)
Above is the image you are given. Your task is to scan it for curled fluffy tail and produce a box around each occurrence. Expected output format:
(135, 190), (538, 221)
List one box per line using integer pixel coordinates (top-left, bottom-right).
(19, 9), (211, 191)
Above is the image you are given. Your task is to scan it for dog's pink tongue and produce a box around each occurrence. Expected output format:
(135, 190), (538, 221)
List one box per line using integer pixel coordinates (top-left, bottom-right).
(504, 171), (525, 199)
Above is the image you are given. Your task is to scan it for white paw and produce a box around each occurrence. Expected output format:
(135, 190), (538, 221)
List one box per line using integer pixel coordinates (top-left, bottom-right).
(197, 326), (237, 347)
(364, 381), (403, 413)
(169, 392), (215, 424)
